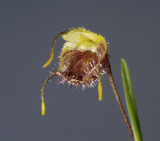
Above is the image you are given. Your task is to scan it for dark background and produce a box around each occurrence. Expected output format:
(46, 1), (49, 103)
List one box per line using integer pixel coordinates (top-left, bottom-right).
(0, 0), (159, 140)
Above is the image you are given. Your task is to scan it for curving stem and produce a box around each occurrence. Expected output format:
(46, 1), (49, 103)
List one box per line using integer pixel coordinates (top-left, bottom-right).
(106, 55), (134, 140)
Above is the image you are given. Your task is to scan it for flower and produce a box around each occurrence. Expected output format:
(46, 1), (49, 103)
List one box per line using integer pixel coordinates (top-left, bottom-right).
(41, 27), (109, 116)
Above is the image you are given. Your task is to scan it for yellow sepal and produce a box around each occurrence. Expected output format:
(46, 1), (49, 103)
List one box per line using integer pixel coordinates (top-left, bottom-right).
(62, 27), (98, 44)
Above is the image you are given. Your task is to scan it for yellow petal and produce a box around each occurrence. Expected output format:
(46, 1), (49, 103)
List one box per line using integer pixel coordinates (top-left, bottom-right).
(43, 31), (65, 68)
(62, 27), (107, 58)
(62, 27), (98, 44)
(98, 77), (103, 101)
(98, 65), (103, 101)
(41, 99), (45, 116)
(43, 51), (53, 68)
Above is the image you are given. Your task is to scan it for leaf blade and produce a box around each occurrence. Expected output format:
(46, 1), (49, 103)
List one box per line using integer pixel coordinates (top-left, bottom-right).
(121, 59), (143, 141)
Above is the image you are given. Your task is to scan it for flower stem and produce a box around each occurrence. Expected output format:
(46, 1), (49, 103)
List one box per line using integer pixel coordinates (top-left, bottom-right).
(106, 56), (134, 140)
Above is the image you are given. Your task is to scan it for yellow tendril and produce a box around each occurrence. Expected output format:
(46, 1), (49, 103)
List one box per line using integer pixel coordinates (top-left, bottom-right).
(41, 99), (45, 116)
(43, 31), (67, 68)
(43, 50), (53, 68)
(41, 73), (56, 116)
(98, 65), (103, 101)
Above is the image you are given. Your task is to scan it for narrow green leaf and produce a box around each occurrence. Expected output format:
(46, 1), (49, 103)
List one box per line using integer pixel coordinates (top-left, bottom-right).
(121, 59), (143, 141)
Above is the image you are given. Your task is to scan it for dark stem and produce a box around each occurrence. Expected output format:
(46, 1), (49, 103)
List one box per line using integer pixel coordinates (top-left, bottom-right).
(106, 56), (134, 140)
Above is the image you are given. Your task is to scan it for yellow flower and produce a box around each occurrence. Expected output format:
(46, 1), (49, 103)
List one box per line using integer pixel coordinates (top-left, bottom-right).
(41, 27), (108, 116)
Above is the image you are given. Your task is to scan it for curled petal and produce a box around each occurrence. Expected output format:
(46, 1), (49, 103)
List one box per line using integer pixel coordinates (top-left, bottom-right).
(43, 50), (53, 68)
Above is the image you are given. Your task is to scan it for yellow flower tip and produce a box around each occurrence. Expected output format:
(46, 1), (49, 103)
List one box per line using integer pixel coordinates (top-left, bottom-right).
(41, 100), (46, 116)
(43, 52), (53, 68)
(98, 81), (103, 101)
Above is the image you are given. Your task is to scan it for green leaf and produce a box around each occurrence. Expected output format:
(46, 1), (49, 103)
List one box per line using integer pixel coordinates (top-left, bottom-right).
(121, 59), (143, 141)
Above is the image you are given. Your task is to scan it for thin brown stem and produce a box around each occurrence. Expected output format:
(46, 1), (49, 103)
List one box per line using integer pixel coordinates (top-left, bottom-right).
(106, 56), (134, 140)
